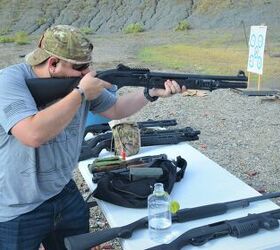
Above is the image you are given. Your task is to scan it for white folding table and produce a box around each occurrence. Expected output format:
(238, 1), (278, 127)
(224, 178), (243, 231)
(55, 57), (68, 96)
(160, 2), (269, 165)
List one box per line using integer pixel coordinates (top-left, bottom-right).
(78, 143), (280, 250)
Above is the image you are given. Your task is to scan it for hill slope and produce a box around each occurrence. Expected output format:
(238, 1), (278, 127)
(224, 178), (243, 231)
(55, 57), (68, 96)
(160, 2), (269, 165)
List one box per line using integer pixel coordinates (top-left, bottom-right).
(0, 0), (279, 34)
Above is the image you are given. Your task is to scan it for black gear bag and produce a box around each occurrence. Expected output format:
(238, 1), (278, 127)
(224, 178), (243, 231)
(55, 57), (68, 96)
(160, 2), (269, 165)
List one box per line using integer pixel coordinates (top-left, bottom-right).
(91, 156), (187, 208)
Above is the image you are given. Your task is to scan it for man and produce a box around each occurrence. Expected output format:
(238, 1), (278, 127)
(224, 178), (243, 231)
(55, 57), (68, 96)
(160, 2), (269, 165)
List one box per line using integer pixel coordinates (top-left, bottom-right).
(0, 25), (183, 250)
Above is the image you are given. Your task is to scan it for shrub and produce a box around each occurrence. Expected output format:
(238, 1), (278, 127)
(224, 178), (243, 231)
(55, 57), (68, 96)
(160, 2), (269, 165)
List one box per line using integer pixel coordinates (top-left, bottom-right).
(123, 23), (144, 34)
(36, 17), (47, 26)
(80, 27), (94, 35)
(14, 32), (29, 45)
(175, 20), (191, 31)
(0, 36), (14, 43)
(0, 31), (30, 45)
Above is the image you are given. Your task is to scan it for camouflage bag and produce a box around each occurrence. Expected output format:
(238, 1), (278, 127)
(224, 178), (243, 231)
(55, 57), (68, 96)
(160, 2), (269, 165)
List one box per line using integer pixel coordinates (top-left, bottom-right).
(110, 121), (141, 157)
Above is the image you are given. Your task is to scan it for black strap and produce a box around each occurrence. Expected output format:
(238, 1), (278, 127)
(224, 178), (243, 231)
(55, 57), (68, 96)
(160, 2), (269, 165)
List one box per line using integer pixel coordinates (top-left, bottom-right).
(175, 156), (187, 182)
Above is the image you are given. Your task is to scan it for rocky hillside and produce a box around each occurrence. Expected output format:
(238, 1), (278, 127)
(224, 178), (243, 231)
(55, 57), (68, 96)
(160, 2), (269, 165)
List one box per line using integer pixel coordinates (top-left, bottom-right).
(0, 0), (279, 34)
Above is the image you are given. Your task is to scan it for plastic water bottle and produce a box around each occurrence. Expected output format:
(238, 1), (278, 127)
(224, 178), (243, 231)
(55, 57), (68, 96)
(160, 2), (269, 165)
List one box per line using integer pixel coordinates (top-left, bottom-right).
(148, 183), (172, 243)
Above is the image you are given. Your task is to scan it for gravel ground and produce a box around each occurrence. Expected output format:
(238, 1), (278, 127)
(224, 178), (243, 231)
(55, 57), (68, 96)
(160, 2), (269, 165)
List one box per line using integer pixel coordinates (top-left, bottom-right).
(128, 89), (280, 193)
(74, 88), (280, 249)
(1, 30), (279, 250)
(72, 32), (280, 249)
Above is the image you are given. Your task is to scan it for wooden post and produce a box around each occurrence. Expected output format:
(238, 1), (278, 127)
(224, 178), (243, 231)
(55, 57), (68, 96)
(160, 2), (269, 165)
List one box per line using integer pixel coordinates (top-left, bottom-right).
(247, 72), (251, 88)
(257, 74), (261, 91)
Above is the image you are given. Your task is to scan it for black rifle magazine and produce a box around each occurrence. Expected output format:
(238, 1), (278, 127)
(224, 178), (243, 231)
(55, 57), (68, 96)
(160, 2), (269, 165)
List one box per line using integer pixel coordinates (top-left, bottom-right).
(91, 156), (187, 208)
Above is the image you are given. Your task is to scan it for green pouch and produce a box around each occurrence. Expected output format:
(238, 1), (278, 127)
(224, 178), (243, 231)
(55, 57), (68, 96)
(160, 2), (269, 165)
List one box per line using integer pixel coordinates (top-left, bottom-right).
(88, 156), (122, 173)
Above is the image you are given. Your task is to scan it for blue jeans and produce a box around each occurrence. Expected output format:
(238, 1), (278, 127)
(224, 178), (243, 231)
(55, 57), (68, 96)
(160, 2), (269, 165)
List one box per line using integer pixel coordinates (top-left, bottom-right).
(0, 179), (89, 250)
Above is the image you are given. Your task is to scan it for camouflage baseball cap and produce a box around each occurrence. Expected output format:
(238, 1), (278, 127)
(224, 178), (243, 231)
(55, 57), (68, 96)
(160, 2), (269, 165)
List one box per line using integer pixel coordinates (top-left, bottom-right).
(25, 25), (93, 66)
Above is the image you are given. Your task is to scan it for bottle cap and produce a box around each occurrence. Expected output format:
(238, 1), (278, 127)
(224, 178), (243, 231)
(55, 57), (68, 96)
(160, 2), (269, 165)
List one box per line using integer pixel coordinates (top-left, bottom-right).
(169, 200), (180, 214)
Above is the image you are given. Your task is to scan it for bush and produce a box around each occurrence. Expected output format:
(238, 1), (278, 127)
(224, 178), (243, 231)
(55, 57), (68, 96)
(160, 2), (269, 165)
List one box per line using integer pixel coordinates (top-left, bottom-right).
(80, 27), (94, 35)
(36, 18), (47, 26)
(0, 36), (14, 43)
(175, 20), (191, 31)
(0, 31), (30, 45)
(123, 23), (144, 34)
(14, 31), (29, 45)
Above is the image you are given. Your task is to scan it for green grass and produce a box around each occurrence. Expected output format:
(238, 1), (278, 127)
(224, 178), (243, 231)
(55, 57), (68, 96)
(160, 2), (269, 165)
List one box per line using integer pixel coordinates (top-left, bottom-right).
(138, 44), (248, 74)
(137, 35), (280, 85)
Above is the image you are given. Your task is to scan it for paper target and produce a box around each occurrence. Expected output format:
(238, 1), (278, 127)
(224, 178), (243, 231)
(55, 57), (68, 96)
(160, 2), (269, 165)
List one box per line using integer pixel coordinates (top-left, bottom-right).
(247, 26), (267, 75)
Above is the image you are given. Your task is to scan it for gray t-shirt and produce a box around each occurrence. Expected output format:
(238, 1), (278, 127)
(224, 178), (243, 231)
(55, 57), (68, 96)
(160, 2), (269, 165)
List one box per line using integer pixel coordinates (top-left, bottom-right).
(0, 63), (117, 222)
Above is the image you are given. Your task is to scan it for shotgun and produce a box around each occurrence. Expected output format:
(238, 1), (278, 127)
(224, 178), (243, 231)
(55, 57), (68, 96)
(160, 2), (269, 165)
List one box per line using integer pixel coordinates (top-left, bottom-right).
(79, 127), (200, 161)
(26, 64), (248, 107)
(146, 208), (280, 250)
(64, 192), (280, 250)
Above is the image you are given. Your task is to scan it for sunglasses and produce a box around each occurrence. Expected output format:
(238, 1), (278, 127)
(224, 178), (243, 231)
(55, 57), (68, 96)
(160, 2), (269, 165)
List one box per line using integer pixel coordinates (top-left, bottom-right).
(72, 63), (90, 71)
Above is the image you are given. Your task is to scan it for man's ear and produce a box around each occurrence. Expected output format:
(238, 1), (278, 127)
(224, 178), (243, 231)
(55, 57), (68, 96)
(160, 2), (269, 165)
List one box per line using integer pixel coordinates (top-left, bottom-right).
(51, 61), (57, 67)
(48, 57), (59, 72)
